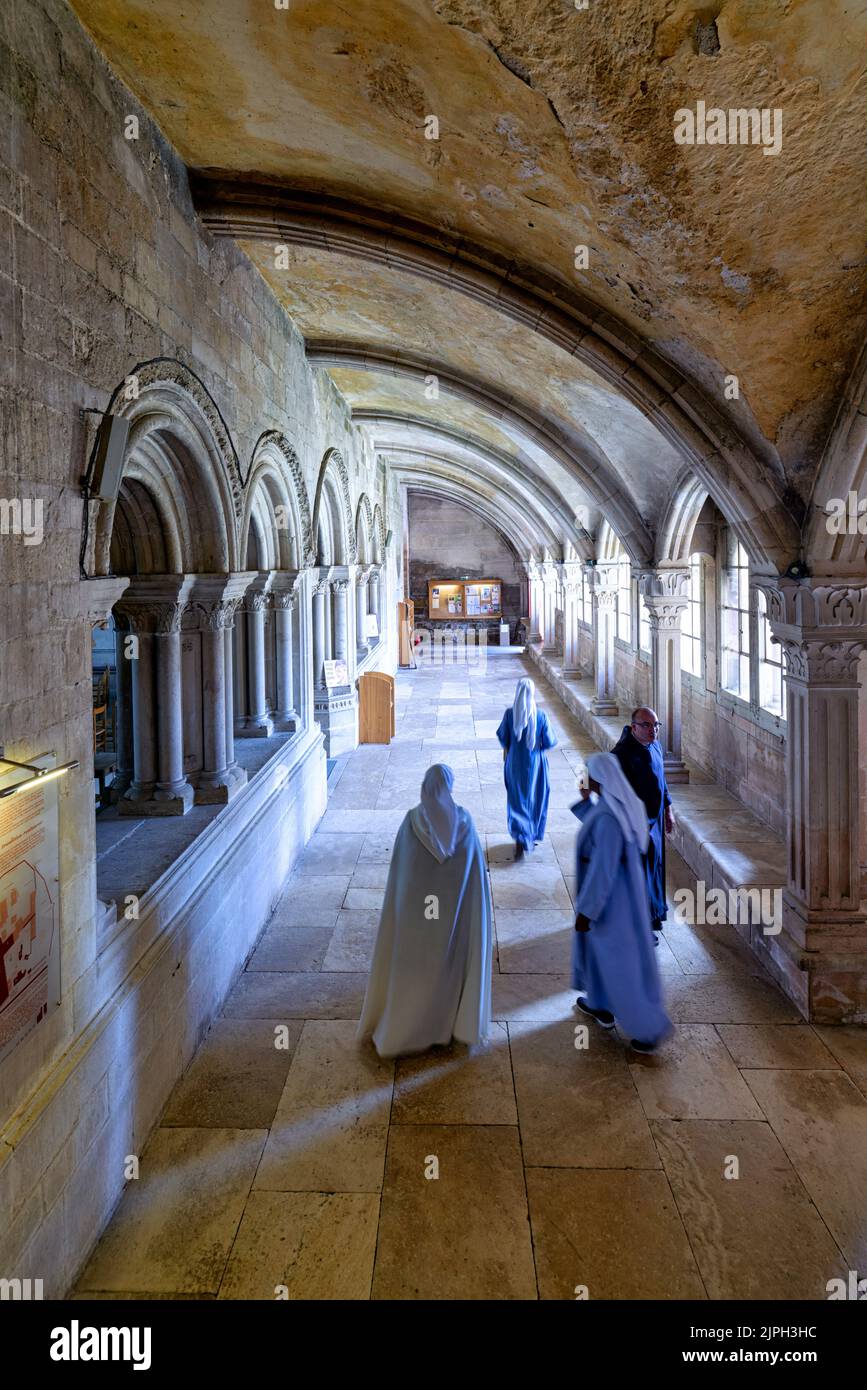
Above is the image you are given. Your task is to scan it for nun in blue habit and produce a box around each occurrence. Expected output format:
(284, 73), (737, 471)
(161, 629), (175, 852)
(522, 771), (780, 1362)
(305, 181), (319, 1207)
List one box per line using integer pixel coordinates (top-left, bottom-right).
(496, 677), (557, 858)
(357, 764), (493, 1059)
(571, 751), (673, 1053)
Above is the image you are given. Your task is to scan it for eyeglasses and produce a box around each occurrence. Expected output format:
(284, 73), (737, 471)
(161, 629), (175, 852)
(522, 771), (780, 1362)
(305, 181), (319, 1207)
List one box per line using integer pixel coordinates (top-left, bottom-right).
(633, 720), (660, 730)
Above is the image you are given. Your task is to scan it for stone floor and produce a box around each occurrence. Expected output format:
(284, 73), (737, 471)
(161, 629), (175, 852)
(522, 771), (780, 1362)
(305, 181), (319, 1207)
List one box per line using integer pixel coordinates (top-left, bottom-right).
(74, 653), (867, 1300)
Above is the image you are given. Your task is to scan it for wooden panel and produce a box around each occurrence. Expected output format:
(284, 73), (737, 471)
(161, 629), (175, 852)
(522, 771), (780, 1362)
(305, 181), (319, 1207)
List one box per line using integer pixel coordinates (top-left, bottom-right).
(398, 599), (415, 666)
(359, 671), (395, 744)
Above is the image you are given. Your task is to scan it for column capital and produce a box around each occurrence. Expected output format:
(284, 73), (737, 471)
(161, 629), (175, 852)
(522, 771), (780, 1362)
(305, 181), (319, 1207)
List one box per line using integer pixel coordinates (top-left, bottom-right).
(637, 566), (691, 603)
(587, 562), (618, 606)
(558, 561), (584, 594)
(355, 565), (373, 586)
(755, 577), (867, 685)
(116, 575), (197, 634)
(330, 579), (351, 595)
(270, 570), (303, 610)
(78, 575), (130, 626)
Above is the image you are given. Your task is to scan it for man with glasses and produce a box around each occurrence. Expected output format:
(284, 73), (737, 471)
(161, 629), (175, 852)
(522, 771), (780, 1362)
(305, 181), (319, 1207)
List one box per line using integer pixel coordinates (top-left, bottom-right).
(611, 707), (676, 942)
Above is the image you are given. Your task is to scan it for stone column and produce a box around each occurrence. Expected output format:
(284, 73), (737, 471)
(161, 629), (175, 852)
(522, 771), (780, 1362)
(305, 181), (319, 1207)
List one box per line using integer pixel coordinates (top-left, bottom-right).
(356, 566), (371, 659)
(112, 617), (134, 797)
(640, 567), (691, 784)
(560, 564), (583, 676)
(367, 566), (381, 646)
(757, 577), (867, 1021)
(153, 604), (194, 812)
(239, 581), (274, 738)
(331, 578), (350, 670)
(589, 563), (619, 714)
(196, 594), (247, 802)
(312, 576), (329, 691)
(224, 625), (235, 763)
(115, 607), (157, 808)
(271, 573), (302, 729)
(541, 564), (558, 652)
(520, 561), (542, 643)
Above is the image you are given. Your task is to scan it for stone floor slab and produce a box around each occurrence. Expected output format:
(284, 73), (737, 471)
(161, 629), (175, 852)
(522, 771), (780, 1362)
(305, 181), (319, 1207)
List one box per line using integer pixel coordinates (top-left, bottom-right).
(76, 1127), (266, 1295)
(223, 971), (367, 1019)
(391, 1024), (517, 1125)
(161, 1019), (302, 1128)
(254, 1021), (392, 1193)
(628, 1025), (764, 1120)
(218, 1191), (379, 1300)
(527, 1168), (705, 1300)
(371, 1125), (536, 1300)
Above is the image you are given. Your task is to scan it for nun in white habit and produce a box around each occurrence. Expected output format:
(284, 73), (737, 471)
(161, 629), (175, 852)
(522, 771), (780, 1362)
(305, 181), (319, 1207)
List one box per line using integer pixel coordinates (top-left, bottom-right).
(357, 764), (493, 1059)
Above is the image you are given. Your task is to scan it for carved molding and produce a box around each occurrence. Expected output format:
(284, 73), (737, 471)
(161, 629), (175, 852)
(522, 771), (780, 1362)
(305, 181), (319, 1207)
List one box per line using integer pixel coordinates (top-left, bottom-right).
(251, 430), (316, 566)
(115, 600), (186, 635)
(638, 567), (691, 602)
(777, 639), (865, 684)
(754, 576), (867, 630)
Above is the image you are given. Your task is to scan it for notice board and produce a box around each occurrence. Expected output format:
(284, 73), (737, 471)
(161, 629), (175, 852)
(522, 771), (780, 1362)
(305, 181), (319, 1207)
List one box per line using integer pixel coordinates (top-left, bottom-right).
(0, 753), (61, 1062)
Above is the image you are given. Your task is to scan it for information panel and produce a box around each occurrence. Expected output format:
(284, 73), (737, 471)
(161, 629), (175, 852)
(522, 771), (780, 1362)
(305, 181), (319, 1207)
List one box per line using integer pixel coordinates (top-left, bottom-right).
(0, 753), (60, 1063)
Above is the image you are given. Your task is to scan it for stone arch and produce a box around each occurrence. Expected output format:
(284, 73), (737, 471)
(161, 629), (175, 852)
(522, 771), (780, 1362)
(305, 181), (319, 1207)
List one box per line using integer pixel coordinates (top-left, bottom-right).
(94, 359), (240, 576)
(242, 432), (314, 570)
(597, 520), (622, 563)
(311, 448), (356, 565)
(657, 471), (711, 565)
(372, 503), (386, 563)
(805, 340), (867, 573)
(354, 493), (374, 565)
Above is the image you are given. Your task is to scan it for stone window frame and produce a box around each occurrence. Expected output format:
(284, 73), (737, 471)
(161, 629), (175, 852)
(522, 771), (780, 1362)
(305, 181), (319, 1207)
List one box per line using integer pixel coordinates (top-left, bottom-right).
(716, 528), (787, 734)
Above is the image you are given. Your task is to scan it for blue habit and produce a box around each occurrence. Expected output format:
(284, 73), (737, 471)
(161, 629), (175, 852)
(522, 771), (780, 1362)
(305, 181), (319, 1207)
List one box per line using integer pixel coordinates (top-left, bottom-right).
(570, 796), (672, 1045)
(611, 726), (670, 929)
(496, 707), (556, 850)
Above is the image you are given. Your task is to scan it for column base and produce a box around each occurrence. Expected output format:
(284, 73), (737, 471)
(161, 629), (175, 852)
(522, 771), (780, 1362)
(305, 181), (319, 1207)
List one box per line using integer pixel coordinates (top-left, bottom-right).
(314, 689), (358, 757)
(194, 763), (248, 805)
(752, 894), (867, 1023)
(237, 715), (275, 738)
(591, 698), (618, 715)
(664, 757), (690, 784)
(119, 783), (194, 816)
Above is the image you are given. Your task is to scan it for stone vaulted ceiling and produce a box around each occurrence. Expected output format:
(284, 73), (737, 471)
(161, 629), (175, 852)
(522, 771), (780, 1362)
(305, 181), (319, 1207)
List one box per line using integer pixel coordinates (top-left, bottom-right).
(71, 0), (867, 562)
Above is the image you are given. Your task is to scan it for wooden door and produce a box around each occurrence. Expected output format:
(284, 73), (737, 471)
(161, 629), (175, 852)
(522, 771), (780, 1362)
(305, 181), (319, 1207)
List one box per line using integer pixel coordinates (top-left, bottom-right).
(358, 671), (395, 744)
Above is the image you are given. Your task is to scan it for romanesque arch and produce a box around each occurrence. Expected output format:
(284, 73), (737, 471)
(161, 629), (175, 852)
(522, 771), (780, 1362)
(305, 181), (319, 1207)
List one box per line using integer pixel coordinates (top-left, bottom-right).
(311, 448), (356, 565)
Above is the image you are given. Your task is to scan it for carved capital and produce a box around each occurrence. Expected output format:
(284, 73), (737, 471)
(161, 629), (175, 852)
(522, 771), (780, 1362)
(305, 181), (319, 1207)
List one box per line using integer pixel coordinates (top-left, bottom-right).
(754, 577), (867, 630)
(196, 598), (242, 631)
(115, 600), (186, 635)
(638, 567), (691, 604)
(777, 638), (865, 684)
(244, 591), (270, 614)
(330, 579), (351, 595)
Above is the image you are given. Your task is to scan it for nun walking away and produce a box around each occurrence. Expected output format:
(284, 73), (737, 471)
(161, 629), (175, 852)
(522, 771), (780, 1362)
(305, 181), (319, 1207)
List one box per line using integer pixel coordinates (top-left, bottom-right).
(571, 751), (673, 1054)
(357, 764), (493, 1060)
(496, 677), (557, 858)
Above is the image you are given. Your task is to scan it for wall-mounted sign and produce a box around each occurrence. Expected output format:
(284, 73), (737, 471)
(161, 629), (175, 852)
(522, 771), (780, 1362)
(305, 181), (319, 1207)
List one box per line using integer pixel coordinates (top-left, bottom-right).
(323, 658), (349, 688)
(0, 753), (60, 1063)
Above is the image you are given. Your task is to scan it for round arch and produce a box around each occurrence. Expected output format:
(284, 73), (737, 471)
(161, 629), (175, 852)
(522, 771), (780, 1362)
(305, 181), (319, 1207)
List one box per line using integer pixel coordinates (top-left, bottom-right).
(94, 359), (240, 576)
(241, 432), (314, 571)
(311, 448), (356, 565)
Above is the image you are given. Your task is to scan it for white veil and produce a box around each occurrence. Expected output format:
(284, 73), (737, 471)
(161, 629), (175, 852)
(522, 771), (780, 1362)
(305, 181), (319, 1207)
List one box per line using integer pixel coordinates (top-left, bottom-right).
(512, 677), (538, 750)
(586, 751), (649, 853)
(410, 763), (464, 863)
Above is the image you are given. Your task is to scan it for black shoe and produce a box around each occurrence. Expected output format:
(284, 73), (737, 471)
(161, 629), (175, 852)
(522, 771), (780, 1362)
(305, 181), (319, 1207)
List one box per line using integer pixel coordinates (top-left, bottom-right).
(514, 842), (525, 860)
(629, 1038), (658, 1055)
(575, 997), (615, 1028)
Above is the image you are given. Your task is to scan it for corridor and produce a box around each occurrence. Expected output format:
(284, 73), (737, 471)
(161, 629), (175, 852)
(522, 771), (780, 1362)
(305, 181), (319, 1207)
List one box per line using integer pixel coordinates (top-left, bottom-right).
(73, 655), (867, 1301)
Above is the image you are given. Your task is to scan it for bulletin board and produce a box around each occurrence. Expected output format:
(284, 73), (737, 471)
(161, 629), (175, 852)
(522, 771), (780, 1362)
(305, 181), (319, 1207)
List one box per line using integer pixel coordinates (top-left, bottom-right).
(427, 579), (502, 620)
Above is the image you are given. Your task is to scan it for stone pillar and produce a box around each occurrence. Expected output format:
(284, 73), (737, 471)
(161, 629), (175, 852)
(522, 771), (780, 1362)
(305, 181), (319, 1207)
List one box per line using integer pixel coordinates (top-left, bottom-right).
(520, 561), (542, 643)
(239, 582), (274, 738)
(112, 618), (134, 797)
(312, 577), (329, 691)
(331, 578), (350, 669)
(224, 625), (235, 762)
(589, 563), (619, 715)
(368, 566), (381, 646)
(117, 610), (157, 807)
(757, 577), (867, 1021)
(153, 609), (194, 812)
(640, 567), (691, 784)
(270, 572), (302, 730)
(196, 594), (247, 803)
(560, 563), (583, 676)
(541, 564), (558, 652)
(356, 566), (371, 659)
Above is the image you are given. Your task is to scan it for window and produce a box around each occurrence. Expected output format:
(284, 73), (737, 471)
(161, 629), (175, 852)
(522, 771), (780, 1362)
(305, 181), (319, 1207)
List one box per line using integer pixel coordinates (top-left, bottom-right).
(639, 596), (650, 654)
(616, 553), (632, 644)
(721, 534), (750, 699)
(580, 568), (592, 625)
(681, 554), (703, 677)
(757, 588), (784, 716)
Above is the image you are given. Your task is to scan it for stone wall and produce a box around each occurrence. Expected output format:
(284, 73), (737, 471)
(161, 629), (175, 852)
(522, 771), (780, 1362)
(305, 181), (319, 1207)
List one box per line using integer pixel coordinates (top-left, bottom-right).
(0, 0), (395, 1294)
(408, 495), (523, 616)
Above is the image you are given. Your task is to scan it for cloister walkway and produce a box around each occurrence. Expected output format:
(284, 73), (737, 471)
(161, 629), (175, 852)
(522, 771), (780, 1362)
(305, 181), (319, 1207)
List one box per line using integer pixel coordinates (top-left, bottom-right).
(74, 655), (867, 1299)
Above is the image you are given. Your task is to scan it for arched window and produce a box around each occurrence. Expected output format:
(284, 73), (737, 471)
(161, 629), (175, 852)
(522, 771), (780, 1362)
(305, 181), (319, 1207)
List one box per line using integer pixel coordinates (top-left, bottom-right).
(616, 551), (632, 644)
(681, 553), (704, 677)
(721, 533), (750, 699)
(757, 589), (784, 716)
